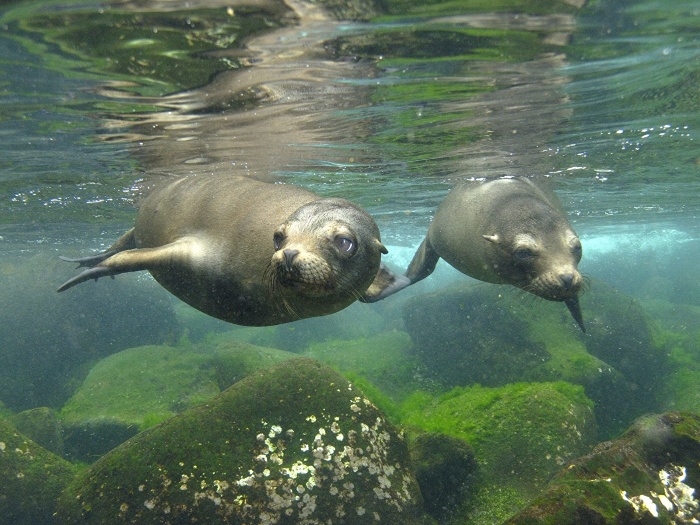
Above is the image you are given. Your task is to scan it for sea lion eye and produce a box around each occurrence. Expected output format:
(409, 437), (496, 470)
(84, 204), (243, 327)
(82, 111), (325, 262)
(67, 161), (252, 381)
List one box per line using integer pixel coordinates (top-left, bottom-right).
(514, 247), (535, 260)
(334, 236), (356, 255)
(273, 232), (284, 251)
(571, 242), (582, 260)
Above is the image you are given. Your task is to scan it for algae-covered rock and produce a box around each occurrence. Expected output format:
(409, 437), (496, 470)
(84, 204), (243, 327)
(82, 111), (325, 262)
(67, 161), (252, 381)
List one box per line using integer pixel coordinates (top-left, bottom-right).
(0, 417), (78, 525)
(401, 382), (596, 490)
(0, 252), (179, 411)
(400, 382), (596, 525)
(211, 337), (297, 390)
(506, 412), (700, 525)
(403, 283), (549, 388)
(402, 280), (668, 437)
(302, 331), (424, 402)
(55, 358), (432, 525)
(11, 407), (64, 456)
(60, 344), (220, 462)
(408, 432), (477, 522)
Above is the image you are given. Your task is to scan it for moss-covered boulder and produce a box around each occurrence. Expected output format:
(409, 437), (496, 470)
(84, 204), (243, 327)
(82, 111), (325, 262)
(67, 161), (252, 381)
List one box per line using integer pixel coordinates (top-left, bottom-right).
(408, 432), (477, 522)
(59, 344), (220, 462)
(402, 280), (668, 437)
(11, 407), (64, 456)
(55, 358), (432, 524)
(59, 339), (305, 462)
(401, 382), (596, 490)
(0, 252), (179, 411)
(506, 412), (700, 524)
(0, 417), (78, 525)
(302, 331), (425, 402)
(211, 337), (297, 390)
(400, 382), (596, 525)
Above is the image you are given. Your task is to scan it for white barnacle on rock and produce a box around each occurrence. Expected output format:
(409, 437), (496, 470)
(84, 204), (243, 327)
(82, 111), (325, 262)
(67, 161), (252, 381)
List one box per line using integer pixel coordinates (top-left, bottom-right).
(621, 491), (659, 518)
(236, 472), (256, 487)
(306, 415), (317, 423)
(144, 499), (156, 510)
(659, 464), (700, 523)
(0, 442), (5, 452)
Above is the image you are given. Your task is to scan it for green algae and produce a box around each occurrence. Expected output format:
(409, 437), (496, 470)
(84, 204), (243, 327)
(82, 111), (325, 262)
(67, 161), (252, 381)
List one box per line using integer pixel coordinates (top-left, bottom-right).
(302, 331), (424, 403)
(0, 417), (78, 525)
(60, 344), (219, 430)
(55, 358), (431, 524)
(400, 382), (595, 489)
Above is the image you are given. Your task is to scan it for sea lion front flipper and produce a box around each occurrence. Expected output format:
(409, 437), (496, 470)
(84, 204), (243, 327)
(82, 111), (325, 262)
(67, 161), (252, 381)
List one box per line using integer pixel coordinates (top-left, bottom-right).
(359, 262), (411, 303)
(564, 295), (586, 333)
(57, 238), (195, 292)
(404, 237), (441, 284)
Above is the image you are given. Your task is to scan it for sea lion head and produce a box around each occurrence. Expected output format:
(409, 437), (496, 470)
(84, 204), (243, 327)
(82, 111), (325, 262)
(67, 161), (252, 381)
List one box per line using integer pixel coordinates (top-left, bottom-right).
(267, 198), (387, 300)
(483, 200), (583, 303)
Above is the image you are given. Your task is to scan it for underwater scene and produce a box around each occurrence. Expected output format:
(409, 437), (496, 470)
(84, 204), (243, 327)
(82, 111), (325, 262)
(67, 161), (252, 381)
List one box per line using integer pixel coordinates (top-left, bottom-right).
(1, 0), (699, 523)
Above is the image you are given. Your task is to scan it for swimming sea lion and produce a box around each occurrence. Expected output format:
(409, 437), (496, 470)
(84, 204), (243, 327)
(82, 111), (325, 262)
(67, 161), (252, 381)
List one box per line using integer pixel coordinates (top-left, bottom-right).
(405, 177), (585, 331)
(58, 174), (407, 326)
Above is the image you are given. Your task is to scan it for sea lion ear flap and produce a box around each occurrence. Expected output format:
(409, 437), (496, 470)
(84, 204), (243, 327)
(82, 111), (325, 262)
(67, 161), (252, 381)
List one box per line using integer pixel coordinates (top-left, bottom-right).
(373, 238), (389, 254)
(482, 234), (500, 244)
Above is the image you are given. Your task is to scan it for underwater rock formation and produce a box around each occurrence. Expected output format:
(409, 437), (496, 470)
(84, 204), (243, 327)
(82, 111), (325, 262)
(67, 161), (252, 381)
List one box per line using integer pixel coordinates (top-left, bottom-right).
(60, 340), (298, 462)
(55, 358), (432, 524)
(400, 382), (596, 492)
(0, 417), (77, 525)
(10, 406), (64, 456)
(402, 280), (668, 437)
(506, 412), (700, 525)
(408, 432), (478, 522)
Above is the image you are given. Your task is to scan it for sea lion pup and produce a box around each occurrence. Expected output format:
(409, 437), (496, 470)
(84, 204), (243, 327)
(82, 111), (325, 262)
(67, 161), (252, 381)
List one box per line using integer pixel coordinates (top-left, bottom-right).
(58, 174), (407, 326)
(405, 177), (585, 331)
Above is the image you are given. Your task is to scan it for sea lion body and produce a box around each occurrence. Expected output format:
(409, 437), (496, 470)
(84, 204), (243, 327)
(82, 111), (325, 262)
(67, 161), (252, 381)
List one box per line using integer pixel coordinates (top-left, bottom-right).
(58, 175), (405, 326)
(406, 177), (585, 330)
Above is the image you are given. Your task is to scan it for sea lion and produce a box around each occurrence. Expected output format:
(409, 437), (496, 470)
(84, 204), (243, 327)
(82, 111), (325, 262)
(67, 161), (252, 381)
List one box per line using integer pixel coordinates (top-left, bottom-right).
(405, 177), (585, 331)
(58, 174), (407, 326)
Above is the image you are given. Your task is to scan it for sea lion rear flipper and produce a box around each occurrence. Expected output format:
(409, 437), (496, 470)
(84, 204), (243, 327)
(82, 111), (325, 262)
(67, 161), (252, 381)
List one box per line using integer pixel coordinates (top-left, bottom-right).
(359, 263), (411, 303)
(57, 239), (194, 292)
(58, 228), (137, 268)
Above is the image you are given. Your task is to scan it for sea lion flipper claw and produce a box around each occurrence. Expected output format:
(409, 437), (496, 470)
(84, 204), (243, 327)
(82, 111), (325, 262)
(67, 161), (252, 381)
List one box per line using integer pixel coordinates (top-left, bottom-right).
(359, 263), (411, 303)
(57, 265), (122, 292)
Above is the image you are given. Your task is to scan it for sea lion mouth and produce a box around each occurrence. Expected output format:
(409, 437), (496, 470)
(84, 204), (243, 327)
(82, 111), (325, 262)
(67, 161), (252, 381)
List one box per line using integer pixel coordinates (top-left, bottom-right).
(265, 257), (337, 297)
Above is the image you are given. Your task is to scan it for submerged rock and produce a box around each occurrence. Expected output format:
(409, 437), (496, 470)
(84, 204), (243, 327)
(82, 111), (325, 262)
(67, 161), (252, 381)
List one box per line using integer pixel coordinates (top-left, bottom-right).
(0, 417), (77, 525)
(11, 406), (64, 456)
(402, 280), (668, 437)
(506, 412), (700, 525)
(59, 344), (220, 462)
(302, 331), (424, 402)
(60, 339), (297, 462)
(55, 358), (431, 524)
(408, 432), (477, 522)
(401, 382), (596, 492)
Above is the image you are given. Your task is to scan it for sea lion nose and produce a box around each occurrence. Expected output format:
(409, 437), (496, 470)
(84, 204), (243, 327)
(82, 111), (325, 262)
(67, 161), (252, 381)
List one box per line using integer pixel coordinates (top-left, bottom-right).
(560, 273), (575, 289)
(283, 249), (299, 271)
